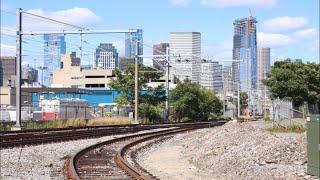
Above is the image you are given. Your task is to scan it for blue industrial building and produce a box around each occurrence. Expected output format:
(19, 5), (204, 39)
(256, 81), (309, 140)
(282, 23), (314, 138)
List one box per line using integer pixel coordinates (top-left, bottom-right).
(30, 88), (120, 106)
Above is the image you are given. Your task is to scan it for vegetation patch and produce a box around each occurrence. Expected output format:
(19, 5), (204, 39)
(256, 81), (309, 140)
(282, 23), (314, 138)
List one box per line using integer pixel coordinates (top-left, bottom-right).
(266, 124), (306, 133)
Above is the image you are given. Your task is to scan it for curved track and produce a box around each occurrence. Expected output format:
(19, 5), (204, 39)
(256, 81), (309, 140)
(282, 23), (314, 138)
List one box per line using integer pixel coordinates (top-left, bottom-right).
(0, 122), (214, 149)
(64, 122), (224, 180)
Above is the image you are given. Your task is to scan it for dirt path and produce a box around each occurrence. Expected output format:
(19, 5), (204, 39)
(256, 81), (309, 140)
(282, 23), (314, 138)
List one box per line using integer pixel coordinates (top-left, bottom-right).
(139, 136), (213, 180)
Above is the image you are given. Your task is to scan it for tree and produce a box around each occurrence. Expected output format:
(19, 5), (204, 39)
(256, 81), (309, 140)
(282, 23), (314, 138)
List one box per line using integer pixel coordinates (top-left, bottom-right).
(109, 63), (163, 107)
(169, 79), (222, 122)
(109, 63), (165, 122)
(265, 59), (320, 109)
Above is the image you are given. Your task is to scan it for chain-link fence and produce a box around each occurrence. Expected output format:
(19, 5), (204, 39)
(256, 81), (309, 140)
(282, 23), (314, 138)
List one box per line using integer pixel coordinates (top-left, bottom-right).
(271, 97), (305, 126)
(0, 104), (132, 122)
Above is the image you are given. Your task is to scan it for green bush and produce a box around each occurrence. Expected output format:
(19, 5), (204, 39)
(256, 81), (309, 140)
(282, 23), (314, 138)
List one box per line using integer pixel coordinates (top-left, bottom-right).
(209, 114), (221, 121)
(139, 103), (162, 123)
(264, 115), (271, 122)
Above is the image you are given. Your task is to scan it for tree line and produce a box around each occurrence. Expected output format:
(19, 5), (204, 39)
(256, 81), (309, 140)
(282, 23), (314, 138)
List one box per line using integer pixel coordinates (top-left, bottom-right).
(109, 63), (223, 123)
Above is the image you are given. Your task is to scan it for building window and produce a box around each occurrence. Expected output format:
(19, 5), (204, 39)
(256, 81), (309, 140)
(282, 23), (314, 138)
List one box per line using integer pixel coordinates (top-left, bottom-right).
(85, 84), (105, 88)
(85, 75), (105, 78)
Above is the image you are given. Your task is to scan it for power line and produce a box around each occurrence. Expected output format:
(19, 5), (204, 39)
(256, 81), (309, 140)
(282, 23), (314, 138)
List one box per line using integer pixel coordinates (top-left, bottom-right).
(21, 10), (88, 31)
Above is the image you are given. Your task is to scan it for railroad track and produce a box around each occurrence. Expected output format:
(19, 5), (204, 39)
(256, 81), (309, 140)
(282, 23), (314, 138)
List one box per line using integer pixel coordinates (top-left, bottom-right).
(64, 122), (224, 180)
(0, 122), (221, 149)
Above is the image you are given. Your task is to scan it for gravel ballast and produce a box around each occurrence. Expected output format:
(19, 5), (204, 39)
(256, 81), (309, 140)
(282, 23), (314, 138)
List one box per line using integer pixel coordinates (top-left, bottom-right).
(138, 121), (315, 179)
(0, 128), (173, 180)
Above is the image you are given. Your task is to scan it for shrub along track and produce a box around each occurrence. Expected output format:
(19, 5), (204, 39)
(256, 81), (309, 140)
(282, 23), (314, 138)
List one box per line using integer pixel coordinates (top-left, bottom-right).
(63, 122), (225, 180)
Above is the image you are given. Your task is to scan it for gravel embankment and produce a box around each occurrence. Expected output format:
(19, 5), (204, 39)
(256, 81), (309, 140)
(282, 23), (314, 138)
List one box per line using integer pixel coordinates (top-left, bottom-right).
(0, 128), (173, 180)
(138, 121), (316, 180)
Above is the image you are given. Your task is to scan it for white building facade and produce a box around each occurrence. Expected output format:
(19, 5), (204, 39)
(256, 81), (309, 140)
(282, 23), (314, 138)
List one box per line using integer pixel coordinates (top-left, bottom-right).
(200, 60), (223, 93)
(169, 32), (201, 83)
(95, 43), (118, 70)
(257, 47), (270, 93)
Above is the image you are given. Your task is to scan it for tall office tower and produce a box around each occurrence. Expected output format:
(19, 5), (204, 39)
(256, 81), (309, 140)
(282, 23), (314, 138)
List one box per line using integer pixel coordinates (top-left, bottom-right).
(43, 34), (66, 87)
(223, 65), (234, 94)
(257, 47), (271, 97)
(232, 16), (258, 92)
(153, 43), (169, 71)
(94, 43), (119, 69)
(125, 29), (143, 63)
(22, 65), (38, 85)
(0, 56), (16, 86)
(169, 32), (201, 83)
(200, 60), (223, 93)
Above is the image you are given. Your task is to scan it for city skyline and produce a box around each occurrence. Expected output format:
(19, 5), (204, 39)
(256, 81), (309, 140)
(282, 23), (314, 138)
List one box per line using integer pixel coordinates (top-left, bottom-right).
(1, 0), (318, 67)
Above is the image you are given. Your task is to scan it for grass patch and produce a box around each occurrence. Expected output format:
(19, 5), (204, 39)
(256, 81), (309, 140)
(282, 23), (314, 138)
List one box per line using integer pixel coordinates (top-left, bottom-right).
(0, 117), (132, 132)
(266, 124), (306, 133)
(87, 117), (132, 126)
(264, 115), (271, 122)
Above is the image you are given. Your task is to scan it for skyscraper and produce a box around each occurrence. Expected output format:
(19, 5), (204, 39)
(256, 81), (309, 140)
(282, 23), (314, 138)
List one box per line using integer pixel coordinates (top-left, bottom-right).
(153, 43), (169, 71)
(257, 47), (271, 95)
(43, 34), (66, 87)
(232, 16), (258, 92)
(223, 65), (234, 94)
(125, 29), (143, 63)
(200, 60), (223, 93)
(169, 32), (201, 83)
(0, 56), (16, 86)
(94, 43), (119, 69)
(22, 65), (38, 85)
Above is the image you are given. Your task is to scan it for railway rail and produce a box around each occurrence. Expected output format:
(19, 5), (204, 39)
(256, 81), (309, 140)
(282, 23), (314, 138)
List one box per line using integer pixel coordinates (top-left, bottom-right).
(0, 122), (222, 149)
(64, 121), (225, 180)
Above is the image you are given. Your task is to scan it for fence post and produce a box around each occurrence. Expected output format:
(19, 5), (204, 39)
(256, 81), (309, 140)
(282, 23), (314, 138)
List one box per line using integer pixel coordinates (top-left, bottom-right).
(84, 106), (87, 120)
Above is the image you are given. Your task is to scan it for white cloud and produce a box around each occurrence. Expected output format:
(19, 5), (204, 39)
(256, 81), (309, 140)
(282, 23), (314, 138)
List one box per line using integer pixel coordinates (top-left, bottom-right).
(0, 43), (16, 56)
(0, 26), (16, 36)
(168, 0), (192, 6)
(293, 28), (318, 39)
(202, 40), (233, 61)
(257, 32), (295, 47)
(200, 0), (277, 8)
(22, 7), (101, 32)
(262, 16), (308, 33)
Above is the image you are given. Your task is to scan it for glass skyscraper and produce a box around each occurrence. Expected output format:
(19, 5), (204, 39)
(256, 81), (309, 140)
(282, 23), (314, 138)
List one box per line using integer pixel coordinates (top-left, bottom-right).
(232, 16), (257, 92)
(43, 34), (66, 87)
(125, 29), (143, 63)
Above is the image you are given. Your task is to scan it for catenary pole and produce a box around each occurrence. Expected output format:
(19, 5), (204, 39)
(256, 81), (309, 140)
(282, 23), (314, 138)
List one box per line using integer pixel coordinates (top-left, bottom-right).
(15, 8), (22, 128)
(165, 46), (170, 122)
(134, 40), (139, 124)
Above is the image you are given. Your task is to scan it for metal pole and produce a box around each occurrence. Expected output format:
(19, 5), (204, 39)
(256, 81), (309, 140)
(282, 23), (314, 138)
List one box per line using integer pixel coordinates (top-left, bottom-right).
(80, 32), (83, 61)
(134, 41), (139, 124)
(165, 46), (170, 122)
(237, 62), (240, 118)
(15, 8), (22, 128)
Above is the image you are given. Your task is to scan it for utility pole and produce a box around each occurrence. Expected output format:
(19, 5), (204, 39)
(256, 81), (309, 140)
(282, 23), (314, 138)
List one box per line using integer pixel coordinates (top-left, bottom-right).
(237, 62), (241, 118)
(165, 46), (170, 122)
(14, 8), (22, 130)
(134, 40), (139, 124)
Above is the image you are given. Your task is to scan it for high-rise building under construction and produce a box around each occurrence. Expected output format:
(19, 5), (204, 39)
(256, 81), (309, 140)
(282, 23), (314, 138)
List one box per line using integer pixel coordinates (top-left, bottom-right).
(232, 16), (257, 92)
(43, 34), (66, 87)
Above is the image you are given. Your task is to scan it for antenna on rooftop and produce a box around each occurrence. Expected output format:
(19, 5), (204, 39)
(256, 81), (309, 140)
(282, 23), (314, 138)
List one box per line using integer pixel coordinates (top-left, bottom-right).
(249, 8), (253, 17)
